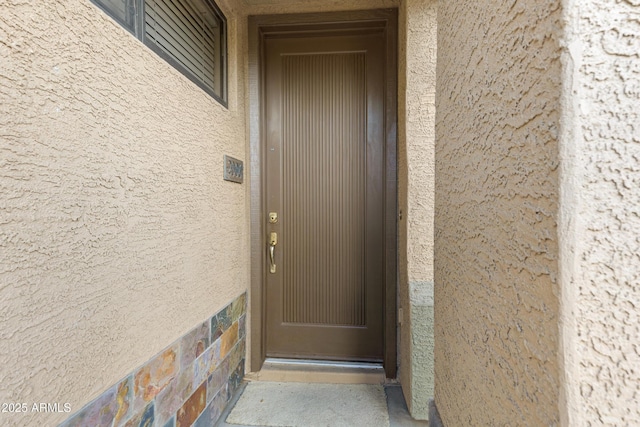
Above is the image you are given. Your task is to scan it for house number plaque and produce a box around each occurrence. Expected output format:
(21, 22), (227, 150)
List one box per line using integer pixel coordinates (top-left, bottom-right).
(223, 155), (244, 184)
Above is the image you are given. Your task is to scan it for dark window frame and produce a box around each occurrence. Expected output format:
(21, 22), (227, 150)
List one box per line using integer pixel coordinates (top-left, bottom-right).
(91, 0), (228, 106)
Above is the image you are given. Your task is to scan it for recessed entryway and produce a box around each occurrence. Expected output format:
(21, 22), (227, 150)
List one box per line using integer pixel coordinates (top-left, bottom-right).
(249, 9), (398, 377)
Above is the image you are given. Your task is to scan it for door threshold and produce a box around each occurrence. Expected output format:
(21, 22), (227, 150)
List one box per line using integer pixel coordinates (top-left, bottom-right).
(265, 358), (383, 370)
(245, 358), (386, 385)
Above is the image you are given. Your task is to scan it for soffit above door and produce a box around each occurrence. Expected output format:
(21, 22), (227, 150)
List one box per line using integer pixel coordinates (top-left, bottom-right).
(242, 0), (399, 7)
(242, 0), (293, 4)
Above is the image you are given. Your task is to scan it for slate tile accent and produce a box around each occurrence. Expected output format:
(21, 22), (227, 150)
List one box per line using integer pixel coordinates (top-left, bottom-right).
(229, 340), (246, 373)
(193, 339), (222, 387)
(228, 359), (245, 397)
(220, 322), (239, 359)
(155, 365), (195, 426)
(139, 403), (154, 427)
(122, 402), (153, 427)
(206, 361), (228, 404)
(192, 386), (228, 427)
(238, 314), (246, 339)
(231, 293), (246, 323)
(211, 305), (232, 342)
(176, 382), (207, 427)
(59, 292), (246, 427)
(179, 321), (210, 371)
(113, 376), (134, 426)
(133, 345), (179, 412)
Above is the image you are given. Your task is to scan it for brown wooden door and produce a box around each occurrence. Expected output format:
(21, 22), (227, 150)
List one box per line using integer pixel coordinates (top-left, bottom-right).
(264, 30), (385, 362)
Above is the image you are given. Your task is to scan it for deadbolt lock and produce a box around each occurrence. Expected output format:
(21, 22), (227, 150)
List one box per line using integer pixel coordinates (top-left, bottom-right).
(269, 212), (278, 224)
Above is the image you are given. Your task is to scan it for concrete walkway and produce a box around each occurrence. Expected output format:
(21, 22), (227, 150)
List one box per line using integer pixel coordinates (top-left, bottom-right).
(216, 382), (428, 427)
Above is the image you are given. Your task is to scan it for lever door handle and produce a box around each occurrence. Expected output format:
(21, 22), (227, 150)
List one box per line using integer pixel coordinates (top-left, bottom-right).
(268, 232), (277, 273)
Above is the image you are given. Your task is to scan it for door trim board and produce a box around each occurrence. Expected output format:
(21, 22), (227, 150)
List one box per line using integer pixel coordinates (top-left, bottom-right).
(248, 9), (398, 378)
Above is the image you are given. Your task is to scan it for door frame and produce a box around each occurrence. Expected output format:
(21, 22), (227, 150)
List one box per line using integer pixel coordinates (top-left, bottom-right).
(248, 9), (398, 378)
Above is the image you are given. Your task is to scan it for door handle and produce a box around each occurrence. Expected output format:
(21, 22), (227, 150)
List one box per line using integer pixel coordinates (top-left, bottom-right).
(268, 232), (278, 273)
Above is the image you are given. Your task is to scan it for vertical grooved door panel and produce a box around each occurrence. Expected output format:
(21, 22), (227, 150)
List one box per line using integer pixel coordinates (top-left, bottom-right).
(282, 53), (366, 327)
(265, 31), (385, 361)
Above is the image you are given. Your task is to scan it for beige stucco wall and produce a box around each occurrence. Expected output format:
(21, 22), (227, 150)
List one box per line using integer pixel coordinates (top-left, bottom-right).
(1, 0), (442, 423)
(435, 0), (562, 425)
(397, 0), (436, 420)
(559, 0), (640, 425)
(0, 0), (248, 425)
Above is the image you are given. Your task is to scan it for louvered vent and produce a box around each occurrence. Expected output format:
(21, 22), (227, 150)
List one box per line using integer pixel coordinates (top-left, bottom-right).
(145, 0), (224, 97)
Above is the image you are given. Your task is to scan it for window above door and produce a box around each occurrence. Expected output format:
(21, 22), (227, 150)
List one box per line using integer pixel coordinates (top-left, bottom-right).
(91, 0), (227, 106)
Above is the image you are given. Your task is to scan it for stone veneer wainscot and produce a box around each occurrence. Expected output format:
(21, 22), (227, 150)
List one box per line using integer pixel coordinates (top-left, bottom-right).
(59, 292), (247, 427)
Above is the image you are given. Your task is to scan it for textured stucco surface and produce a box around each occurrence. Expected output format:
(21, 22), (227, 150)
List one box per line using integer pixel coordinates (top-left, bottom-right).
(560, 0), (640, 425)
(435, 0), (562, 425)
(397, 0), (436, 420)
(0, 1), (248, 425)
